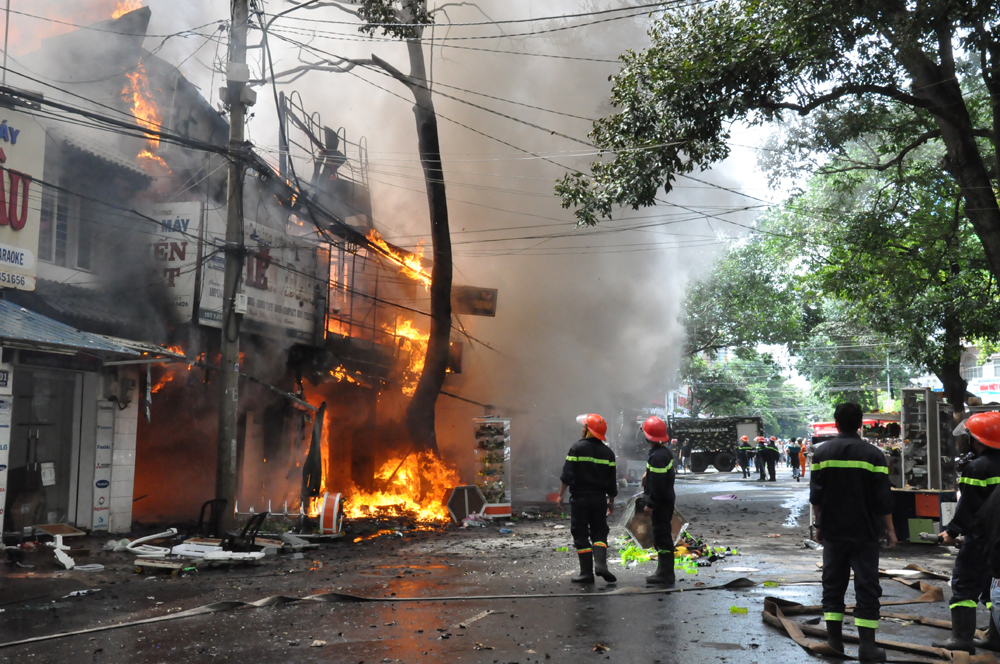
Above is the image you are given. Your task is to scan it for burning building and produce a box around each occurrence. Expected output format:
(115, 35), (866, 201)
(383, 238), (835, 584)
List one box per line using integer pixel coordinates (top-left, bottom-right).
(0, 5), (489, 535)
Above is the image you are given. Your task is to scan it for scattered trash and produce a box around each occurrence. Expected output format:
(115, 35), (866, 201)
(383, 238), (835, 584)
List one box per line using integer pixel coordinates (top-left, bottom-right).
(730, 606), (749, 615)
(619, 544), (652, 567)
(54, 549), (74, 570)
(474, 643), (495, 651)
(462, 513), (489, 528)
(126, 529), (178, 558)
(804, 540), (823, 550)
(764, 534), (781, 538)
(764, 581), (778, 588)
(73, 564), (105, 572)
(309, 640), (326, 647)
(712, 495), (738, 501)
(721, 567), (759, 572)
(63, 589), (101, 598)
(103, 539), (131, 553)
(593, 644), (610, 653)
(555, 547), (570, 553)
(499, 529), (513, 534)
(553, 525), (566, 530)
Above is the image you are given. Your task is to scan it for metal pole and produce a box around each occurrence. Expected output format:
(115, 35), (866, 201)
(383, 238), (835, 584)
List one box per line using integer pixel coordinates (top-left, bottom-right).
(217, 0), (249, 533)
(3, 0), (11, 87)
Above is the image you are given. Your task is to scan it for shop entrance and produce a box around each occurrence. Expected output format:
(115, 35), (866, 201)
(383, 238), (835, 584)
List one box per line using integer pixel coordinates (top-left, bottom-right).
(6, 369), (81, 531)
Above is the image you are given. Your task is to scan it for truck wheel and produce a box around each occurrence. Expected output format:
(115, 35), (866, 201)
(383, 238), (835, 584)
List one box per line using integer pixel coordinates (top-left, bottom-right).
(690, 454), (709, 473)
(713, 452), (737, 473)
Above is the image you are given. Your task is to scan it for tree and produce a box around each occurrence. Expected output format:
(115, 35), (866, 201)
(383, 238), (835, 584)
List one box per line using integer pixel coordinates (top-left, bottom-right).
(682, 241), (806, 357)
(556, 0), (1000, 285)
(267, 0), (452, 452)
(762, 154), (1000, 415)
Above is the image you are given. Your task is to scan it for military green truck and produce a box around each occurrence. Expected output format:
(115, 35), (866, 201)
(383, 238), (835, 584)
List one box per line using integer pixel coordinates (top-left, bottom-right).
(668, 416), (765, 473)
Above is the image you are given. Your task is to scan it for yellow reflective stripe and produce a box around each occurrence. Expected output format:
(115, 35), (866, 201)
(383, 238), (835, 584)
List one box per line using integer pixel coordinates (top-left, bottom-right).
(566, 456), (616, 467)
(854, 618), (879, 629)
(577, 548), (592, 554)
(824, 612), (844, 622)
(811, 460), (888, 474)
(646, 460), (674, 473)
(958, 475), (1000, 487)
(951, 600), (978, 609)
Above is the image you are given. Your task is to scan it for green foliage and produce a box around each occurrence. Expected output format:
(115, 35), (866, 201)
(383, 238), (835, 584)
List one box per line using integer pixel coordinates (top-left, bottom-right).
(682, 241), (804, 356)
(355, 0), (432, 39)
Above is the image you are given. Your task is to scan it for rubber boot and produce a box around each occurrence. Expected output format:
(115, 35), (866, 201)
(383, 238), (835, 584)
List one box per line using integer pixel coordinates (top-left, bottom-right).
(976, 615), (1000, 652)
(645, 554), (676, 585)
(933, 606), (977, 654)
(571, 551), (595, 584)
(826, 619), (844, 653)
(592, 546), (617, 583)
(858, 626), (886, 662)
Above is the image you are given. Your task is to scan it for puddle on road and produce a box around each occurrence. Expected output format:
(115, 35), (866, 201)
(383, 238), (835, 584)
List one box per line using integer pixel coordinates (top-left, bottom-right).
(781, 490), (810, 528)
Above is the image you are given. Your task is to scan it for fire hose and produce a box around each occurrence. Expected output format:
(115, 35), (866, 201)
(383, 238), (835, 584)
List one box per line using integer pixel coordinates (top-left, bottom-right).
(0, 577), (756, 649)
(124, 528), (178, 558)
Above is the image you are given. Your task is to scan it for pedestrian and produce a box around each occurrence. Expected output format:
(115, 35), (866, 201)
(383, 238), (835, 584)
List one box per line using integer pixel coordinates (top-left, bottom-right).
(932, 412), (1000, 653)
(681, 439), (692, 473)
(557, 413), (618, 585)
(756, 437), (768, 480)
(765, 436), (780, 481)
(737, 435), (754, 479)
(811, 402), (896, 661)
(799, 437), (808, 477)
(787, 438), (802, 482)
(640, 416), (676, 585)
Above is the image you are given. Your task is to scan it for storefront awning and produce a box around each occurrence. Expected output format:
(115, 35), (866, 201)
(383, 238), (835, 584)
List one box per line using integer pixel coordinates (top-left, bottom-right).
(0, 300), (177, 362)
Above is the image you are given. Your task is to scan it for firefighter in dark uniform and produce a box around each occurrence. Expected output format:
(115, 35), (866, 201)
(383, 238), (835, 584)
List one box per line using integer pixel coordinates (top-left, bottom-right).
(765, 436), (780, 482)
(932, 411), (1000, 654)
(557, 413), (618, 585)
(756, 437), (768, 480)
(811, 402), (896, 662)
(737, 435), (754, 478)
(640, 416), (676, 585)
(787, 438), (802, 482)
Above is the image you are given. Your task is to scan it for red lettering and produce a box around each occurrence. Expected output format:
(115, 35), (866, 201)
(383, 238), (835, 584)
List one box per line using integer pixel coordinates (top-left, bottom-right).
(0, 167), (8, 226)
(246, 247), (270, 290)
(7, 170), (30, 231)
(164, 267), (181, 287)
(169, 242), (187, 261)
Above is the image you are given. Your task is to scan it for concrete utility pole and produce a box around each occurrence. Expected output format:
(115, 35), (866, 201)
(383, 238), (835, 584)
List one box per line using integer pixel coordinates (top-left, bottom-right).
(217, 0), (251, 533)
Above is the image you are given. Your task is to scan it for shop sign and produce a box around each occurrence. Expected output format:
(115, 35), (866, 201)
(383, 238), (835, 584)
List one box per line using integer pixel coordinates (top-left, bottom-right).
(0, 362), (10, 396)
(92, 401), (114, 531)
(145, 202), (201, 322)
(0, 110), (45, 291)
(0, 398), (11, 533)
(452, 285), (498, 317)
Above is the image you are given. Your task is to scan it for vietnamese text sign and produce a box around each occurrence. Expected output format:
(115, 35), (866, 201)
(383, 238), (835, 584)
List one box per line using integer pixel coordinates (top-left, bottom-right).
(146, 202), (201, 323)
(0, 397), (11, 533)
(92, 401), (114, 531)
(198, 208), (323, 343)
(0, 109), (45, 291)
(452, 285), (498, 317)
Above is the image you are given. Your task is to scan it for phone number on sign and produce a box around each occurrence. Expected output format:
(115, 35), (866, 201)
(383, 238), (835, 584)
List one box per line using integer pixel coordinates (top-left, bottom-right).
(0, 270), (29, 288)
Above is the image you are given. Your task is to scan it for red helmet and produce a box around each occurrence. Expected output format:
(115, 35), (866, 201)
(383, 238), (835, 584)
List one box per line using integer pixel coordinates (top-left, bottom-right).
(670, 438), (678, 444)
(576, 413), (608, 441)
(770, 436), (777, 442)
(642, 416), (670, 443)
(959, 412), (1000, 449)
(741, 435), (748, 442)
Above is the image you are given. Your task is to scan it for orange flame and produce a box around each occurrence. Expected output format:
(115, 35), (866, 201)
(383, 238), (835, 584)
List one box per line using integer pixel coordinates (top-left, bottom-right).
(385, 316), (429, 397)
(343, 451), (459, 522)
(367, 230), (431, 291)
(112, 0), (143, 19)
(123, 65), (162, 149)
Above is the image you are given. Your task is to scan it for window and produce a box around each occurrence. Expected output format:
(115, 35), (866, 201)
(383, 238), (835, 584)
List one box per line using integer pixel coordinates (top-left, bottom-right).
(962, 364), (983, 380)
(37, 187), (89, 270)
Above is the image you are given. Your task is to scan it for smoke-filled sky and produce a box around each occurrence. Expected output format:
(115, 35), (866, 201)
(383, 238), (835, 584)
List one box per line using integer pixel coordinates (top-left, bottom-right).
(9, 1), (773, 490)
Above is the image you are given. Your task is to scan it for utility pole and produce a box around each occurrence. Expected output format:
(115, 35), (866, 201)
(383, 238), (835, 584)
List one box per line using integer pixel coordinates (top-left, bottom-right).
(217, 0), (252, 532)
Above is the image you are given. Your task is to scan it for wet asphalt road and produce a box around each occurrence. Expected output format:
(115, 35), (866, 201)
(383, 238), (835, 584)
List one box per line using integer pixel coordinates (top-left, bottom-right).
(0, 466), (975, 663)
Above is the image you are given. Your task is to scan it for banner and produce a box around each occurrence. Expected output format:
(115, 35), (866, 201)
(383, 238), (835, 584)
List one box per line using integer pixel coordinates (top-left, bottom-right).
(0, 109), (46, 291)
(145, 202), (202, 323)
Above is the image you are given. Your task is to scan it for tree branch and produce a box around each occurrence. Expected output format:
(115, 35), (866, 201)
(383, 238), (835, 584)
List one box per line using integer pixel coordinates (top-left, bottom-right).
(370, 53), (419, 91)
(760, 84), (932, 115)
(268, 57), (374, 83)
(820, 130), (942, 174)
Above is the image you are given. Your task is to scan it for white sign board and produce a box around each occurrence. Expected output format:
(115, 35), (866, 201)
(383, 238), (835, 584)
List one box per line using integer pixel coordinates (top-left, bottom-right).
(198, 207), (323, 342)
(0, 362), (11, 396)
(0, 109), (45, 291)
(92, 401), (115, 531)
(0, 397), (11, 533)
(146, 202), (201, 322)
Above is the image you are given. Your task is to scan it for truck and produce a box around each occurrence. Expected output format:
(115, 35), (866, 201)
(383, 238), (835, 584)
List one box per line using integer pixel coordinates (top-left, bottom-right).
(667, 416), (765, 473)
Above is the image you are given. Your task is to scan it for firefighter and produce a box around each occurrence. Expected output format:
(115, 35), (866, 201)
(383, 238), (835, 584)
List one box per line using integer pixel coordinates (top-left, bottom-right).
(737, 435), (754, 478)
(557, 413), (618, 585)
(640, 416), (676, 585)
(787, 438), (802, 482)
(765, 436), (780, 482)
(932, 411), (1000, 654)
(756, 437), (768, 480)
(812, 402), (896, 662)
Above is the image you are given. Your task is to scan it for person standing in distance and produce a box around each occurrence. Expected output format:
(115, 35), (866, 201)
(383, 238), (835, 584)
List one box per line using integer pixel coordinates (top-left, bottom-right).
(765, 436), (780, 482)
(787, 438), (802, 482)
(557, 413), (618, 584)
(737, 435), (754, 479)
(932, 411), (1000, 654)
(681, 439), (692, 473)
(640, 416), (677, 585)
(811, 402), (896, 662)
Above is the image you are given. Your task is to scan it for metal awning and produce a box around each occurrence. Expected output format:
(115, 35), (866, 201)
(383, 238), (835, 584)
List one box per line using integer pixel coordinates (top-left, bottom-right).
(0, 300), (179, 363)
